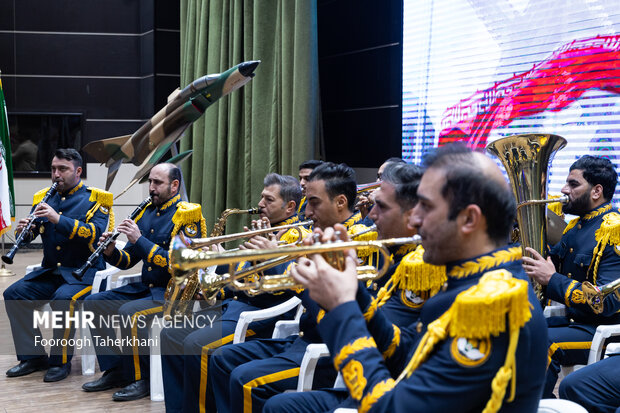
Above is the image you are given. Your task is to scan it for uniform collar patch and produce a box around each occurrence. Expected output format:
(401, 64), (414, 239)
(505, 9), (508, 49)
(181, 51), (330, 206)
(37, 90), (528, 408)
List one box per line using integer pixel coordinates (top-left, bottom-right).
(65, 180), (83, 196)
(159, 194), (181, 211)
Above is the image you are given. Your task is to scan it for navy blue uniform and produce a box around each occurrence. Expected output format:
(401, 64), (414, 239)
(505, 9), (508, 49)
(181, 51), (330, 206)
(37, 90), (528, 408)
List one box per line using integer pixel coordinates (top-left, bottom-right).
(209, 221), (438, 413)
(160, 214), (308, 413)
(83, 194), (205, 383)
(544, 202), (620, 397)
(295, 246), (547, 413)
(3, 181), (112, 367)
(560, 353), (620, 413)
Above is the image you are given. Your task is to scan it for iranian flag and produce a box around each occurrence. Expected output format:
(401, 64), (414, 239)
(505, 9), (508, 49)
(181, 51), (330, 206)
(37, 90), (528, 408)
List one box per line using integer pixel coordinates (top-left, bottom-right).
(0, 74), (14, 236)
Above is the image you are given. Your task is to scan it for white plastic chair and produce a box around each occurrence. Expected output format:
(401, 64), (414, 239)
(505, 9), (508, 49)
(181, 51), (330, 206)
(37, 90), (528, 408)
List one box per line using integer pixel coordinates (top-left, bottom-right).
(538, 398), (588, 412)
(233, 296), (303, 344)
(604, 342), (620, 357)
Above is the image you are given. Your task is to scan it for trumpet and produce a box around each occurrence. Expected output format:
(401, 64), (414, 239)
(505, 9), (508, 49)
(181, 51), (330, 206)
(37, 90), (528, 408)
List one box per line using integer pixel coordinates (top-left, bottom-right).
(170, 235), (421, 294)
(581, 278), (620, 314)
(180, 219), (314, 250)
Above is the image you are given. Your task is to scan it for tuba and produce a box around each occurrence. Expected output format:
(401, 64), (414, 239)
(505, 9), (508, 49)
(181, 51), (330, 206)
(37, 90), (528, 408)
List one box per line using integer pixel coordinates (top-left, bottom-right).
(486, 133), (566, 307)
(162, 207), (259, 317)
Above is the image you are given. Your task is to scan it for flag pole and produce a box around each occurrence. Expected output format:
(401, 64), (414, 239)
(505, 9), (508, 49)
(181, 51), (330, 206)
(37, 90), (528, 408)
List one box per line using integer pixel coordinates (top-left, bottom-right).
(0, 233), (15, 276)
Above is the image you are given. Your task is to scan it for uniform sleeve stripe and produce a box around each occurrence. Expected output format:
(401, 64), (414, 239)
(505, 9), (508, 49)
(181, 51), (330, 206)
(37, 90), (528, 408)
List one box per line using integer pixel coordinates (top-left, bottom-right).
(382, 325), (401, 359)
(564, 280), (578, 307)
(69, 219), (79, 239)
(334, 336), (377, 370)
(147, 245), (158, 263)
(359, 379), (396, 413)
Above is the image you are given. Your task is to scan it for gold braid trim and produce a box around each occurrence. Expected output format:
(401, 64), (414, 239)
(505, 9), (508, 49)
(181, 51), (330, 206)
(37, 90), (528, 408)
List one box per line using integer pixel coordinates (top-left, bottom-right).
(564, 203), (613, 235)
(382, 325), (401, 359)
(591, 212), (620, 284)
(108, 207), (115, 231)
(171, 202), (204, 239)
(333, 336), (377, 371)
(32, 187), (50, 206)
(87, 187), (113, 208)
(359, 379), (396, 413)
(347, 224), (378, 258)
(396, 270), (531, 413)
(85, 203), (100, 223)
(448, 247), (522, 279)
(564, 280), (578, 307)
(279, 226), (312, 245)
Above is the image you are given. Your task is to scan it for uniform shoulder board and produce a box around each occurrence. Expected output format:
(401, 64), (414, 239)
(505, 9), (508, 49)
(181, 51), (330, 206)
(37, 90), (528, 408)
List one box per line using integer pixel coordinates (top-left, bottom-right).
(347, 224), (377, 241)
(395, 247), (446, 293)
(448, 269), (531, 339)
(33, 187), (51, 206)
(279, 226), (312, 245)
(87, 187), (114, 208)
(172, 202), (203, 226)
(595, 212), (620, 246)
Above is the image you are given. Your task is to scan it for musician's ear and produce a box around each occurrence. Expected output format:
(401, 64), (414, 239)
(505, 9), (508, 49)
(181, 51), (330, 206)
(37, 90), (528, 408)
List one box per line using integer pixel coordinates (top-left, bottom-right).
(171, 179), (180, 194)
(76, 166), (82, 177)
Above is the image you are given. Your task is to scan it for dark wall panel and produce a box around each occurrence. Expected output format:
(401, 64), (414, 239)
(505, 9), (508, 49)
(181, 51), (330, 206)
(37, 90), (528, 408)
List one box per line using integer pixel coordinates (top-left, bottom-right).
(323, 107), (402, 166)
(0, 0), (14, 30)
(0, 33), (16, 77)
(14, 33), (141, 76)
(13, 0), (142, 33)
(154, 30), (181, 74)
(12, 77), (142, 119)
(320, 45), (401, 112)
(317, 0), (403, 168)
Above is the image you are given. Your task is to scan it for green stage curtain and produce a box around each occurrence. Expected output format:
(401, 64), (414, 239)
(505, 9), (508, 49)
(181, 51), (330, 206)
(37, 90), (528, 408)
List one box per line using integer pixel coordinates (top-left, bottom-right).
(180, 0), (322, 234)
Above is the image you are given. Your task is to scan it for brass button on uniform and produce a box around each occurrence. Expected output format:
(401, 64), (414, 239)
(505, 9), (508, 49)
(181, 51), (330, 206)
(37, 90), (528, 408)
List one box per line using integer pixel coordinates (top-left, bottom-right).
(299, 331), (304, 337)
(156, 212), (160, 217)
(372, 283), (378, 291)
(59, 212), (62, 215)
(149, 283), (154, 288)
(567, 273), (572, 277)
(150, 229), (154, 233)
(56, 246), (61, 250)
(233, 296), (238, 300)
(57, 262), (61, 267)
(578, 224), (582, 229)
(61, 197), (66, 201)
(580, 263), (584, 267)
(148, 266), (152, 271)
(416, 322), (423, 333)
(569, 248), (574, 253)
(302, 308), (307, 314)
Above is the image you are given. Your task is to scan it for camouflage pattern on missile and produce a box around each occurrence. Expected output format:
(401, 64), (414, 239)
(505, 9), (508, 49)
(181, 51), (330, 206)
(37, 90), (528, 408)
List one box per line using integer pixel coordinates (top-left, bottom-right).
(82, 60), (260, 197)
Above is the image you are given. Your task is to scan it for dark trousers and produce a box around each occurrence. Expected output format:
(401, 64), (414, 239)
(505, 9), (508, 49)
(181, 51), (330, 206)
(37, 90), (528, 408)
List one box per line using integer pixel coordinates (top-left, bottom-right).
(82, 286), (164, 382)
(263, 388), (351, 413)
(3, 270), (92, 366)
(210, 336), (337, 413)
(560, 354), (620, 413)
(160, 299), (283, 413)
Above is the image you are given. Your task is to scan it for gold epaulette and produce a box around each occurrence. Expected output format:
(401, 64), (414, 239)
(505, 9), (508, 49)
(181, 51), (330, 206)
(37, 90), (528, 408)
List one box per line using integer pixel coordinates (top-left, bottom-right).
(547, 195), (565, 218)
(171, 202), (207, 239)
(87, 187), (113, 208)
(32, 187), (50, 206)
(590, 212), (620, 283)
(348, 224), (377, 259)
(279, 226), (312, 245)
(594, 212), (620, 246)
(448, 269), (531, 339)
(397, 269), (532, 413)
(395, 247), (446, 294)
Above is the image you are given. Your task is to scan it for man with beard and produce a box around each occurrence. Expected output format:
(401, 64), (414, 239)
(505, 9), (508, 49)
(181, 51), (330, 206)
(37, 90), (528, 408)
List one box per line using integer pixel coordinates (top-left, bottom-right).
(80, 163), (206, 401)
(4, 148), (112, 382)
(523, 155), (620, 398)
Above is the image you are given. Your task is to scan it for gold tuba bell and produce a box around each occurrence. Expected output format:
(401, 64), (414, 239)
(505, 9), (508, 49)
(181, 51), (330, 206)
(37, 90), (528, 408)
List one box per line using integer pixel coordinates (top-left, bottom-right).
(486, 133), (567, 307)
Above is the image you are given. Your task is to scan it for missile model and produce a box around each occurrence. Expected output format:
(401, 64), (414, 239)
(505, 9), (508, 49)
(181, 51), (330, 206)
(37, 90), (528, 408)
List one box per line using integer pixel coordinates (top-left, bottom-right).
(83, 60), (260, 197)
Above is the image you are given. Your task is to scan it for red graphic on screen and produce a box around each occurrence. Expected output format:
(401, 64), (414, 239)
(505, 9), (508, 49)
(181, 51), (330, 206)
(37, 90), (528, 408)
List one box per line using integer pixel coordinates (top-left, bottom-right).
(438, 35), (620, 149)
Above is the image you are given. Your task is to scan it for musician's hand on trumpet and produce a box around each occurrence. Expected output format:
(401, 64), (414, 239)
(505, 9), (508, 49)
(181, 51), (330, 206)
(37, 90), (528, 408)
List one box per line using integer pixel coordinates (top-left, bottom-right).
(522, 247), (556, 286)
(291, 224), (358, 310)
(240, 217), (279, 250)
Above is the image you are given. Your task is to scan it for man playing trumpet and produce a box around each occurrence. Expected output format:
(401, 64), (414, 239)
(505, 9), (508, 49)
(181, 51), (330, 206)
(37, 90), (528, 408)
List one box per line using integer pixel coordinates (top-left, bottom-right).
(161, 173), (308, 413)
(289, 145), (548, 412)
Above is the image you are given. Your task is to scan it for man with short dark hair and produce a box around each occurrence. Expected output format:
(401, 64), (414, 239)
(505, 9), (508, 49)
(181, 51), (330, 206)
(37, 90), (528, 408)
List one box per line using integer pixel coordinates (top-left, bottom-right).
(81, 162), (206, 401)
(297, 159), (323, 220)
(209, 162), (373, 413)
(290, 145), (548, 412)
(523, 155), (620, 398)
(4, 148), (113, 382)
(160, 173), (307, 413)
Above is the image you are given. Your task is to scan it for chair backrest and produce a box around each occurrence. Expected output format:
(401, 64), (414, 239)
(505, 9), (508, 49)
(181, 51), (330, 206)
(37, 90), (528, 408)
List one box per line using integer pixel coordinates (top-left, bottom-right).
(538, 399), (588, 413)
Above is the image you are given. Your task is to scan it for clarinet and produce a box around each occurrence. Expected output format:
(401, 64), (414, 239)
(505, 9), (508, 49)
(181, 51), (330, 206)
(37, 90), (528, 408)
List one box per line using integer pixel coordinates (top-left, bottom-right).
(72, 196), (152, 280)
(2, 182), (58, 265)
